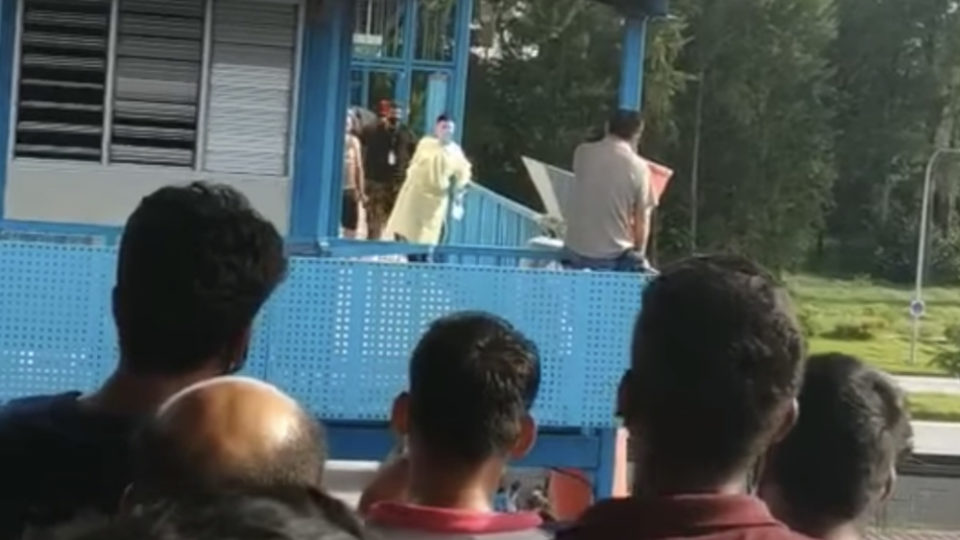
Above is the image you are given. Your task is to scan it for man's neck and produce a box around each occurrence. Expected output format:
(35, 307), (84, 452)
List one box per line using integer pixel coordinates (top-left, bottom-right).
(819, 522), (862, 540)
(81, 367), (217, 417)
(631, 458), (751, 499)
(407, 454), (504, 513)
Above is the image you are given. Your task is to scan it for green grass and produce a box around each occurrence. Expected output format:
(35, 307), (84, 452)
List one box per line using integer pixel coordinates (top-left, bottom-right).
(909, 393), (960, 423)
(788, 275), (960, 422)
(787, 274), (960, 377)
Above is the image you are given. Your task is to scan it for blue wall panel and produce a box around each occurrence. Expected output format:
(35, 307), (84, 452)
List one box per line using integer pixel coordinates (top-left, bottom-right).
(0, 241), (646, 429)
(0, 0), (17, 219)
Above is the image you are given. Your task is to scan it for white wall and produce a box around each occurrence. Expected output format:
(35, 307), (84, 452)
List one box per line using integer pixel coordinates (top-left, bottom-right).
(4, 159), (291, 233)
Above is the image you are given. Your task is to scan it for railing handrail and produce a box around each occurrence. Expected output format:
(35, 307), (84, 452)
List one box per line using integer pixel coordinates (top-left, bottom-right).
(315, 238), (563, 261)
(468, 183), (545, 222)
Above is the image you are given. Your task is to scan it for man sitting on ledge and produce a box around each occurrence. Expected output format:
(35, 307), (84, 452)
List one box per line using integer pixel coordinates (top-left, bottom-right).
(563, 109), (657, 272)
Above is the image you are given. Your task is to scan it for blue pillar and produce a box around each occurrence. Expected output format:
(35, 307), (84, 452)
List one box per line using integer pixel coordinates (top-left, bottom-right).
(425, 73), (449, 133)
(594, 428), (619, 499)
(617, 16), (648, 112)
(450, 0), (474, 140)
(289, 0), (356, 242)
(0, 0), (17, 220)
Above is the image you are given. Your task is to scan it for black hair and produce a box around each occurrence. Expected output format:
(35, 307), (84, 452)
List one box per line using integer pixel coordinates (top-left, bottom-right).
(766, 354), (912, 526)
(115, 182), (286, 376)
(608, 109), (644, 141)
(132, 407), (326, 500)
(436, 114), (451, 124)
(627, 254), (805, 481)
(78, 487), (364, 540)
(409, 312), (540, 465)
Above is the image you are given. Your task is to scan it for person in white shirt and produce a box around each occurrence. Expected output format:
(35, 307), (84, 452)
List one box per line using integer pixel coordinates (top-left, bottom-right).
(563, 110), (655, 272)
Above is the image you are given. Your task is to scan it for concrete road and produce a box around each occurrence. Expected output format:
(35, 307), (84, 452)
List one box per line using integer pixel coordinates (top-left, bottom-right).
(896, 376), (960, 396)
(913, 421), (960, 456)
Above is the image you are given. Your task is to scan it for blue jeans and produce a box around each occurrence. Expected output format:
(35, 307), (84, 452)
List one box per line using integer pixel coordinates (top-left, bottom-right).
(562, 249), (649, 272)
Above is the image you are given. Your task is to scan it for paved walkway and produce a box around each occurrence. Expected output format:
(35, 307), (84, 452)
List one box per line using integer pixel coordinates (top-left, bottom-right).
(913, 421), (960, 456)
(896, 376), (960, 396)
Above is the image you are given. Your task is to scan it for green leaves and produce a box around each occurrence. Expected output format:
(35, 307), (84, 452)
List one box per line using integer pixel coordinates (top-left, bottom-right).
(463, 0), (960, 281)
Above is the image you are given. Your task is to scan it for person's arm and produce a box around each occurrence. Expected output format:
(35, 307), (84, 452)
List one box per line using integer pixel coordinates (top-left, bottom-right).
(452, 144), (472, 190)
(353, 137), (366, 201)
(633, 159), (655, 256)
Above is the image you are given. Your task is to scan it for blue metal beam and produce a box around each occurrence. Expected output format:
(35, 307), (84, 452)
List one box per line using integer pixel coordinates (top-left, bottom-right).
(324, 423), (606, 472)
(0, 0), (17, 219)
(289, 0), (355, 242)
(450, 0), (474, 138)
(618, 15), (648, 112)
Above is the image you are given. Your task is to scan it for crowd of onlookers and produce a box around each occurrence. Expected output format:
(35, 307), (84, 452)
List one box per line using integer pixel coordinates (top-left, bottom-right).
(0, 182), (912, 540)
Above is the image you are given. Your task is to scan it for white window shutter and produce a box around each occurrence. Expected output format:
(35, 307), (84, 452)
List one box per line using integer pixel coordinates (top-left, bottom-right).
(204, 0), (298, 176)
(111, 0), (204, 166)
(15, 0), (110, 161)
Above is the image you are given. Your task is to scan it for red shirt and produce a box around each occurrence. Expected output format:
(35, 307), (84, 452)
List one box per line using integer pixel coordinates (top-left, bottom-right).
(557, 495), (811, 540)
(368, 501), (548, 540)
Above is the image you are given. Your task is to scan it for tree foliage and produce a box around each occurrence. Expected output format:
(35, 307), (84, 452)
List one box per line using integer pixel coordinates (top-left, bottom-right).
(464, 0), (960, 282)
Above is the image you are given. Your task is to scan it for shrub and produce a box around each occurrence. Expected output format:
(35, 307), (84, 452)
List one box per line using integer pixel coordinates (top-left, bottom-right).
(824, 322), (875, 341)
(797, 306), (827, 338)
(932, 324), (960, 378)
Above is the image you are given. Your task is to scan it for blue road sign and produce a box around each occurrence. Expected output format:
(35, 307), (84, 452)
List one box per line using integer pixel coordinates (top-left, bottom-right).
(910, 299), (926, 319)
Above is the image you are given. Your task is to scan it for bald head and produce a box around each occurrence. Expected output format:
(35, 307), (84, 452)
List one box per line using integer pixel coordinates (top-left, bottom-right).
(132, 377), (325, 500)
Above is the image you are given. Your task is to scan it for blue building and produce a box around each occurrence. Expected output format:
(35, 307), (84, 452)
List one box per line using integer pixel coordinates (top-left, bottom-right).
(0, 0), (666, 498)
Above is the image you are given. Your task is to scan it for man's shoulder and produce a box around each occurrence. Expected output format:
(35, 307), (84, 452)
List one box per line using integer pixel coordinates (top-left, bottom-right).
(0, 392), (79, 436)
(369, 523), (552, 540)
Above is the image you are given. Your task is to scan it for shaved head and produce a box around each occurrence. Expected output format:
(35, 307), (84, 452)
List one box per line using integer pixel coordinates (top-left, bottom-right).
(132, 377), (325, 500)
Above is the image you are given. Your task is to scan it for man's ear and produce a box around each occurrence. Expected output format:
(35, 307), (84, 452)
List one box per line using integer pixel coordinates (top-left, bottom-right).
(391, 392), (411, 437)
(223, 326), (253, 374)
(881, 466), (897, 502)
(118, 484), (136, 516)
(771, 398), (799, 444)
(112, 287), (120, 323)
(616, 370), (633, 419)
(510, 414), (537, 459)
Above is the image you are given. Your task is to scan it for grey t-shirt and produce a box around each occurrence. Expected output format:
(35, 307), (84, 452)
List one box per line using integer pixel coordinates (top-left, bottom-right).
(564, 137), (654, 259)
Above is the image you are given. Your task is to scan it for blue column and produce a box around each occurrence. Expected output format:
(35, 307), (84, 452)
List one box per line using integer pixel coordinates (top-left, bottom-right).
(425, 73), (448, 133)
(617, 15), (648, 112)
(450, 0), (474, 140)
(0, 0), (17, 220)
(594, 428), (619, 499)
(289, 0), (356, 242)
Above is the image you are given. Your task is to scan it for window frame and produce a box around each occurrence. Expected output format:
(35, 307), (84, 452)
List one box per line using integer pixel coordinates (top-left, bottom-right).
(5, 0), (305, 178)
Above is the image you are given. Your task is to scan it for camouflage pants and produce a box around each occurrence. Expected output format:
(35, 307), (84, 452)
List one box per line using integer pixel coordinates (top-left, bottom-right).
(365, 181), (400, 240)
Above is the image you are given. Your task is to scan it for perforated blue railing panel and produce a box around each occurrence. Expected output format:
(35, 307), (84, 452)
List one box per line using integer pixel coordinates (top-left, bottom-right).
(0, 241), (645, 428)
(0, 242), (116, 399)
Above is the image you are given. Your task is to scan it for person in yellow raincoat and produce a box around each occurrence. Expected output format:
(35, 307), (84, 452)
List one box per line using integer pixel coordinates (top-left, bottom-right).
(384, 115), (472, 255)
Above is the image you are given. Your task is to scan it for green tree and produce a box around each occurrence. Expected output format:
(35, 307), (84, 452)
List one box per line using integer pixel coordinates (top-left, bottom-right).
(828, 0), (960, 282)
(464, 0), (687, 210)
(658, 0), (837, 269)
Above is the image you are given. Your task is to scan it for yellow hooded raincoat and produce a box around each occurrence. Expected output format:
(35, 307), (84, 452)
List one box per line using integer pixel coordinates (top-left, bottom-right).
(384, 136), (472, 245)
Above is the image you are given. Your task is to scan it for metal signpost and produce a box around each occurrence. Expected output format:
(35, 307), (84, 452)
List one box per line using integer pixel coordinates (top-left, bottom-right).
(910, 148), (960, 364)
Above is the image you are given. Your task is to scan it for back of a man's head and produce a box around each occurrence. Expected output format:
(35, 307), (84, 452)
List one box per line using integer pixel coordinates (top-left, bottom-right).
(81, 488), (362, 540)
(625, 254), (805, 484)
(115, 182), (286, 376)
(132, 377), (325, 501)
(408, 312), (541, 465)
(761, 354), (912, 535)
(608, 109), (644, 142)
